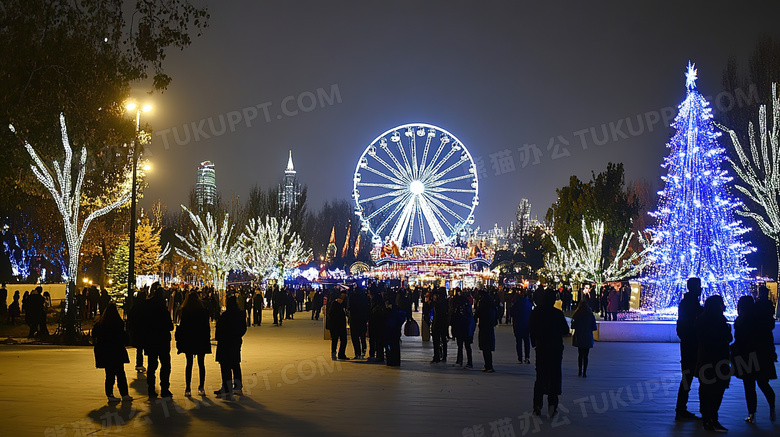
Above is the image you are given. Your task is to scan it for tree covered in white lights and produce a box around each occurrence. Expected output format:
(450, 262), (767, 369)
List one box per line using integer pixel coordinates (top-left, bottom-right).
(175, 205), (242, 293)
(239, 216), (311, 284)
(643, 63), (754, 313)
(10, 114), (130, 315)
(544, 218), (648, 292)
(721, 83), (780, 280)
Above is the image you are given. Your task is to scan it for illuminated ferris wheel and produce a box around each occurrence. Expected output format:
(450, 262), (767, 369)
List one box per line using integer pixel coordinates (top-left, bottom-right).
(352, 123), (479, 248)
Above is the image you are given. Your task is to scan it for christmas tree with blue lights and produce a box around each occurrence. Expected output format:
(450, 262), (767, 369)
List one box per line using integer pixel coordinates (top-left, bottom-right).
(643, 62), (754, 313)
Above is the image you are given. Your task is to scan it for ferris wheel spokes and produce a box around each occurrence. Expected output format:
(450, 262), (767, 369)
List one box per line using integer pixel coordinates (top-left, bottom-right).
(424, 192), (464, 226)
(361, 164), (405, 186)
(418, 195), (449, 243)
(418, 128), (435, 178)
(375, 192), (413, 235)
(427, 190), (472, 215)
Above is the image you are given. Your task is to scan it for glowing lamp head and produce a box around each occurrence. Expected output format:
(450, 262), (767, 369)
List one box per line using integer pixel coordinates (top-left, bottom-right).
(410, 180), (425, 195)
(125, 103), (137, 111)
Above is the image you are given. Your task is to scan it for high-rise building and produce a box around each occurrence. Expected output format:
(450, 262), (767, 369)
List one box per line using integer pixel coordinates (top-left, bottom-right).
(278, 150), (302, 214)
(195, 161), (217, 212)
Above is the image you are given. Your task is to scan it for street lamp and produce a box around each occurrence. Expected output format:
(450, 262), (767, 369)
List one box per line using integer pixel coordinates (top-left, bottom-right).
(126, 101), (152, 300)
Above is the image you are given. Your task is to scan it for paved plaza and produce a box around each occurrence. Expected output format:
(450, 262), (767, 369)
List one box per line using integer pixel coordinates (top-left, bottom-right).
(0, 309), (778, 437)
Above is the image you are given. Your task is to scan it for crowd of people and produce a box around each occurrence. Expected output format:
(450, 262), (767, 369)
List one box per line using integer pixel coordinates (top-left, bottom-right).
(0, 284), (51, 337)
(4, 278), (777, 430)
(674, 278), (777, 432)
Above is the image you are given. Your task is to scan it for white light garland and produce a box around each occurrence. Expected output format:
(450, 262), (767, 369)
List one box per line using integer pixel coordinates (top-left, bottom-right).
(721, 83), (780, 276)
(238, 215), (311, 284)
(544, 218), (649, 291)
(10, 114), (130, 312)
(175, 205), (242, 291)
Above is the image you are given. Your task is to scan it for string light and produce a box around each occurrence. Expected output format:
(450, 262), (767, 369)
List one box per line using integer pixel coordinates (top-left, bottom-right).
(544, 218), (649, 291)
(721, 83), (780, 279)
(175, 206), (242, 291)
(643, 63), (755, 313)
(238, 216), (311, 283)
(11, 113), (130, 313)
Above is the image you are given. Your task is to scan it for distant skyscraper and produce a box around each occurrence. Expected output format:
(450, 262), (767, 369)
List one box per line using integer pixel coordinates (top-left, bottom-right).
(195, 161), (217, 212)
(278, 150), (302, 214)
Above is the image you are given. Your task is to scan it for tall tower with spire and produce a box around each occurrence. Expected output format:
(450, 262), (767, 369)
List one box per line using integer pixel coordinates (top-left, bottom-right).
(278, 150), (302, 214)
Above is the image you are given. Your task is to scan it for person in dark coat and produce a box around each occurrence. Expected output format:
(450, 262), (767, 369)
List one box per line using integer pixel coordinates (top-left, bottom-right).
(570, 300), (597, 377)
(450, 290), (475, 368)
(327, 291), (350, 360)
(253, 289), (264, 326)
(127, 290), (146, 372)
(92, 303), (132, 403)
(8, 290), (20, 325)
(529, 288), (570, 417)
(215, 295), (247, 400)
(430, 289), (450, 363)
(733, 295), (776, 423)
(368, 288), (387, 362)
(143, 284), (174, 399)
(695, 295), (732, 432)
(88, 286), (100, 319)
(296, 288), (305, 312)
(349, 287), (370, 359)
(311, 290), (323, 320)
(607, 287), (620, 321)
(675, 277), (704, 421)
(0, 284), (7, 318)
(272, 286), (286, 325)
(285, 289), (296, 320)
(25, 287), (46, 337)
(475, 289), (497, 372)
(385, 294), (405, 367)
(511, 290), (533, 364)
(98, 288), (110, 316)
(176, 291), (212, 397)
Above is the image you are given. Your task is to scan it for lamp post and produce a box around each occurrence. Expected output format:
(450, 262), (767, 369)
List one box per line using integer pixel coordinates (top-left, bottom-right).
(126, 102), (152, 300)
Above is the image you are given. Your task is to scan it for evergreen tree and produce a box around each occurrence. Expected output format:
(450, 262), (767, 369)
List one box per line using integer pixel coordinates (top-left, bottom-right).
(643, 63), (754, 313)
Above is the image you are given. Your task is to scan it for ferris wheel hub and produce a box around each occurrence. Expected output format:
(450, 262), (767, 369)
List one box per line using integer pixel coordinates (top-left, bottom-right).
(410, 180), (425, 195)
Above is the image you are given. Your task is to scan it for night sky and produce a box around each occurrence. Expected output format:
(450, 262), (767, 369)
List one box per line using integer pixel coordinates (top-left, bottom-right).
(138, 1), (780, 233)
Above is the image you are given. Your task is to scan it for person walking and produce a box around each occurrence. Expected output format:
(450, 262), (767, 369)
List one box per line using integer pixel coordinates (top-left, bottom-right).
(252, 289), (264, 326)
(430, 289), (450, 363)
(570, 300), (597, 377)
(675, 277), (704, 421)
(272, 286), (286, 326)
(475, 289), (497, 372)
(143, 285), (174, 399)
(450, 290), (475, 369)
(311, 289), (323, 320)
(214, 295), (247, 400)
(529, 289), (570, 417)
(695, 295), (732, 432)
(511, 290), (533, 364)
(176, 292), (212, 397)
(327, 291), (350, 360)
(92, 303), (132, 403)
(733, 295), (776, 423)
